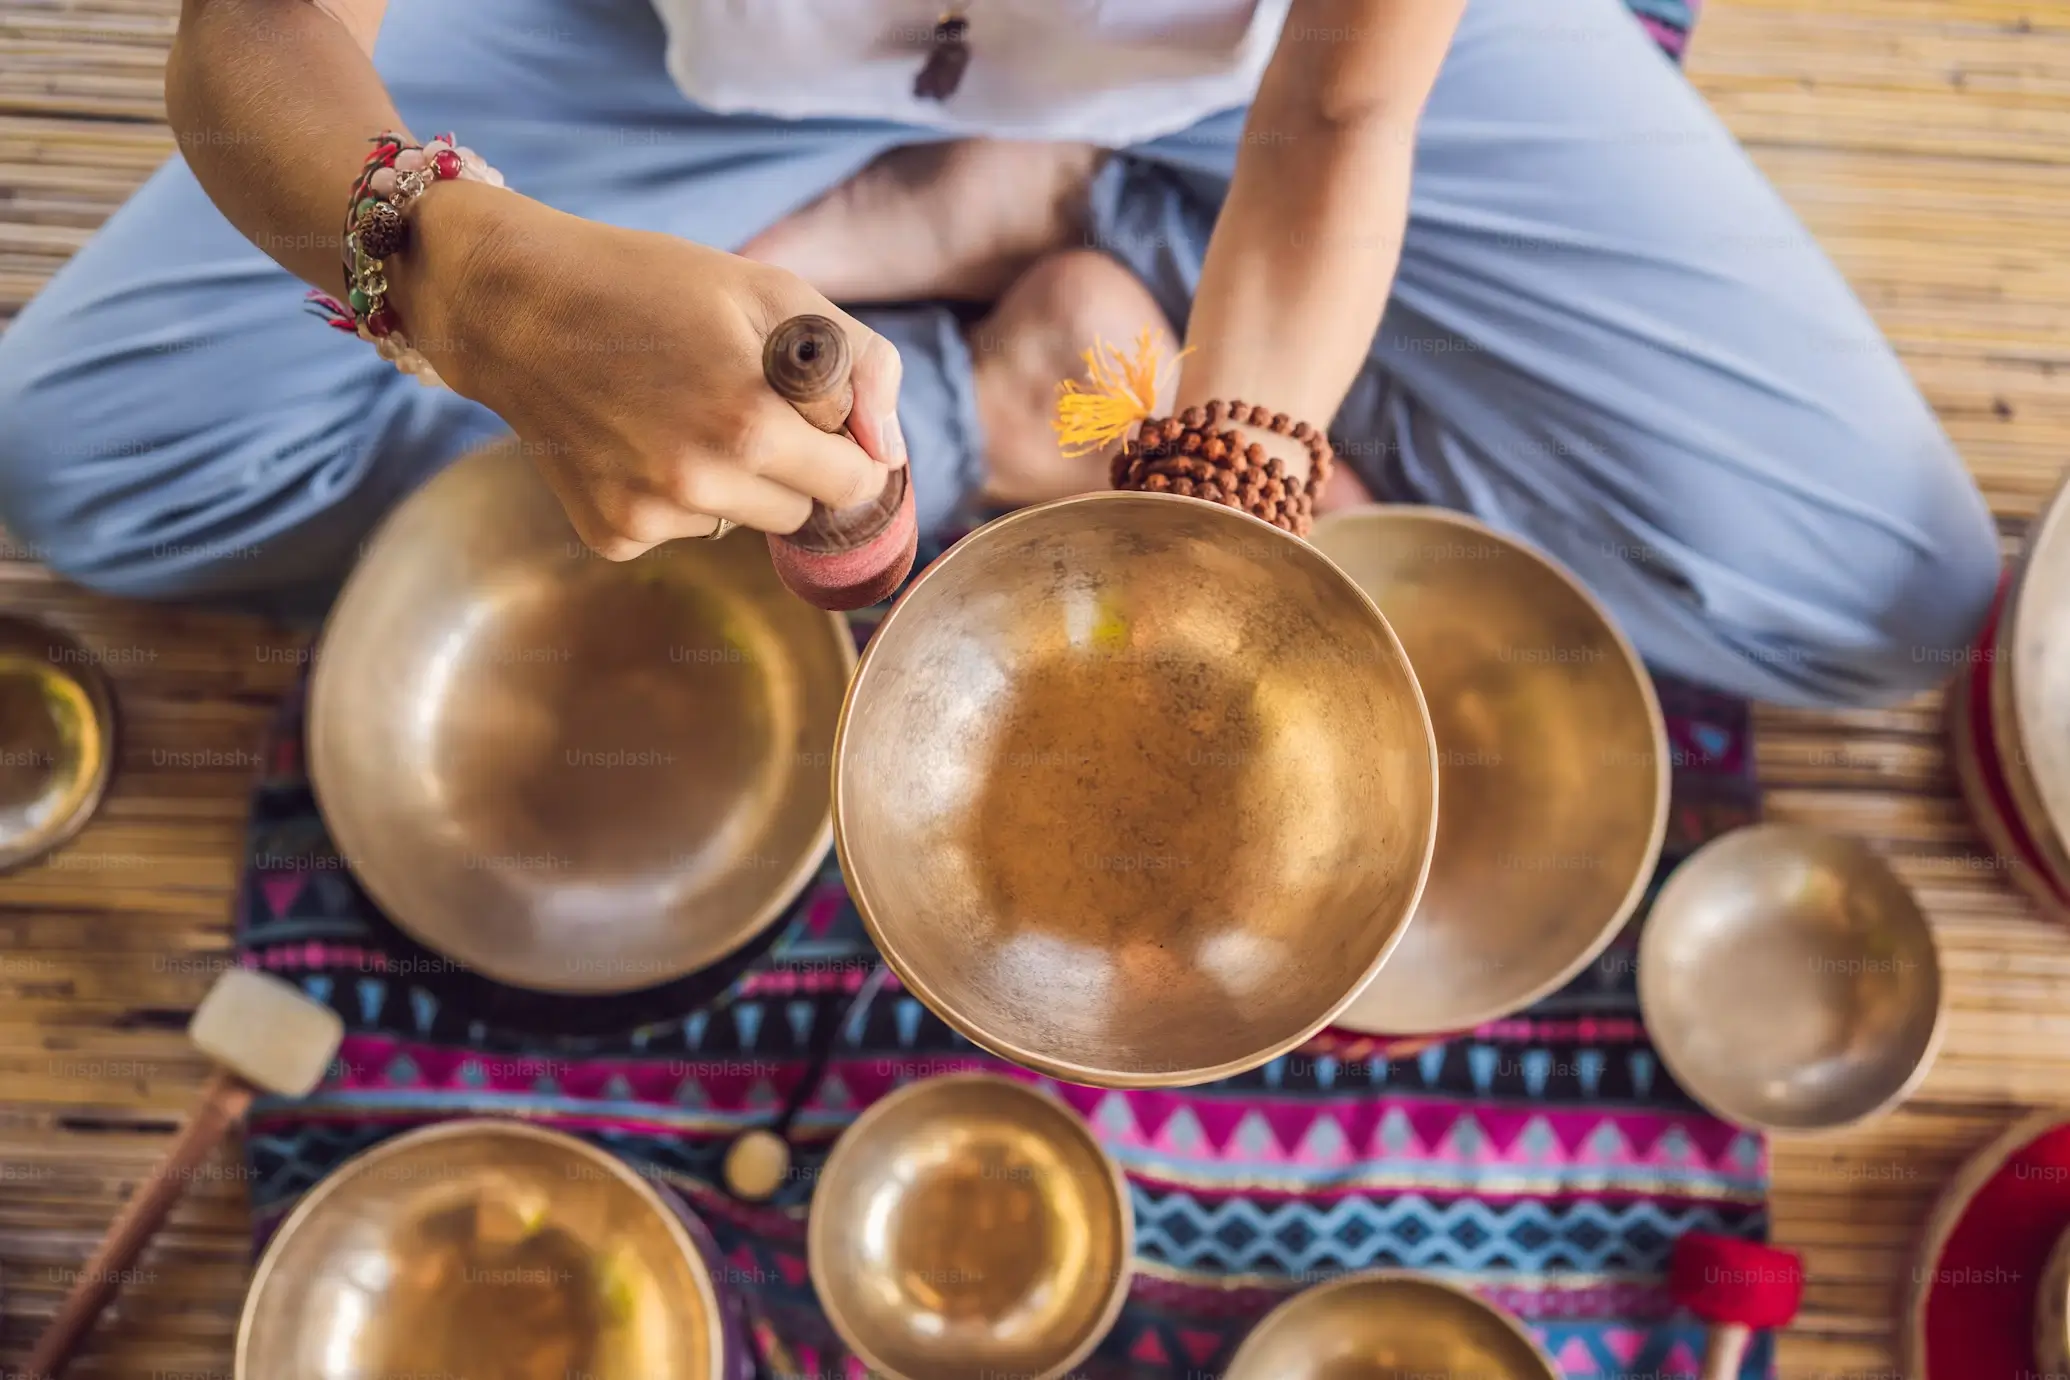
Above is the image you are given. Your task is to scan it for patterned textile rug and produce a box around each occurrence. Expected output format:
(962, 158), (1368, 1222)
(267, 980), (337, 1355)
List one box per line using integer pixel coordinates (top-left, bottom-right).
(233, 521), (1767, 1380)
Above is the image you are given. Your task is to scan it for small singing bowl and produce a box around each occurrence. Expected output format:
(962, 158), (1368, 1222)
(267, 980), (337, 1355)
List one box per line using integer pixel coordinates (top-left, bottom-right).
(1638, 823), (1944, 1133)
(834, 492), (1438, 1086)
(310, 436), (855, 994)
(238, 1120), (727, 1380)
(809, 1073), (1133, 1380)
(1313, 508), (1668, 1035)
(0, 615), (115, 873)
(1225, 1271), (1559, 1380)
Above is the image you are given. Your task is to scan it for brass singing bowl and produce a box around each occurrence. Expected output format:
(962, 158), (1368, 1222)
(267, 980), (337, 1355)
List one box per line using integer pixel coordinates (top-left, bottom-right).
(310, 437), (855, 994)
(834, 492), (1438, 1087)
(1999, 467), (2070, 887)
(809, 1073), (1132, 1380)
(1638, 823), (1943, 1133)
(0, 615), (115, 873)
(1225, 1271), (1559, 1380)
(1313, 508), (1668, 1035)
(238, 1120), (725, 1380)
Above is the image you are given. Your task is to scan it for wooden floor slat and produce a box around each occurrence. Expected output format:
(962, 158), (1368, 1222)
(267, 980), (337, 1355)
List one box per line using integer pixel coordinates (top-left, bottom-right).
(0, 0), (2066, 1376)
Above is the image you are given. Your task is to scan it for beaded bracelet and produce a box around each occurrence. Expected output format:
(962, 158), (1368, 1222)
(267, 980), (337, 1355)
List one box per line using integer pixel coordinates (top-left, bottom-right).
(1113, 401), (1335, 537)
(307, 131), (505, 388)
(1052, 331), (1335, 537)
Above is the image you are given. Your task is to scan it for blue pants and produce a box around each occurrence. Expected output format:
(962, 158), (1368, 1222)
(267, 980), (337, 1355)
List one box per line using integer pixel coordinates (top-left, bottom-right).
(0, 0), (1998, 707)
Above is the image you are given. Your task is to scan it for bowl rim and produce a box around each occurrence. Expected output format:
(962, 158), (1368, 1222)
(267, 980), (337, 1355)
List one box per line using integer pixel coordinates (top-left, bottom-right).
(0, 613), (117, 876)
(2000, 466), (2070, 885)
(1222, 1267), (1562, 1380)
(1635, 821), (1947, 1135)
(1312, 505), (1671, 1036)
(233, 1117), (728, 1380)
(307, 440), (856, 994)
(830, 490), (1440, 1088)
(807, 1070), (1135, 1380)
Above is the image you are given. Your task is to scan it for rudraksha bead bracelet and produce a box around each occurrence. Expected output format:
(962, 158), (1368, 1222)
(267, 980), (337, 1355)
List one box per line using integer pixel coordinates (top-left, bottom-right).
(1111, 400), (1335, 537)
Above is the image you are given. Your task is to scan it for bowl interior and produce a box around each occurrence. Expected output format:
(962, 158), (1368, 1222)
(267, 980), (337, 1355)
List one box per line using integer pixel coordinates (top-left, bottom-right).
(1315, 509), (1666, 1034)
(835, 493), (1437, 1083)
(1226, 1273), (1556, 1380)
(1640, 824), (1942, 1130)
(310, 439), (853, 993)
(239, 1122), (721, 1380)
(0, 615), (114, 873)
(811, 1075), (1130, 1380)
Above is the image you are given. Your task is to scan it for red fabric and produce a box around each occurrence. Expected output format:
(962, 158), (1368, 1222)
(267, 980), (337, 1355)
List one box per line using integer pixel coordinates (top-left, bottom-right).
(1668, 1232), (1803, 1329)
(1924, 1121), (2070, 1378)
(1962, 583), (2070, 904)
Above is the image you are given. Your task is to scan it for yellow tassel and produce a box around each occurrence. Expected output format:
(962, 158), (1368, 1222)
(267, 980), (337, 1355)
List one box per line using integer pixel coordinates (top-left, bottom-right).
(1052, 327), (1189, 457)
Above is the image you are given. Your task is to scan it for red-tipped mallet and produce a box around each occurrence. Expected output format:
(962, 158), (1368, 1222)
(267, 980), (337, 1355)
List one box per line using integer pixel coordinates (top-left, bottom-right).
(1668, 1232), (1805, 1380)
(762, 315), (919, 612)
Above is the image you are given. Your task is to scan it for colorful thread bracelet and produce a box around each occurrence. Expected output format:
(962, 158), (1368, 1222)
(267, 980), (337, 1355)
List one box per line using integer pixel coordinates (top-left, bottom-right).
(307, 131), (505, 388)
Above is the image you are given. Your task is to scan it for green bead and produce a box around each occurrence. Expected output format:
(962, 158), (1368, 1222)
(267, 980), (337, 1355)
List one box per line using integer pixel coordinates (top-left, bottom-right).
(347, 288), (369, 314)
(356, 197), (377, 217)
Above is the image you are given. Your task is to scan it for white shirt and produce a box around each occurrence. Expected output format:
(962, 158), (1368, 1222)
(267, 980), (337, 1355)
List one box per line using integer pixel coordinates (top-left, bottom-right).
(652, 0), (1293, 147)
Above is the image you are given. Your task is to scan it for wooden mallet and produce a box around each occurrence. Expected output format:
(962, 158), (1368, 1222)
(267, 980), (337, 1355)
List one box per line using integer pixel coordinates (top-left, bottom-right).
(1668, 1231), (1805, 1380)
(17, 968), (344, 1380)
(762, 315), (920, 612)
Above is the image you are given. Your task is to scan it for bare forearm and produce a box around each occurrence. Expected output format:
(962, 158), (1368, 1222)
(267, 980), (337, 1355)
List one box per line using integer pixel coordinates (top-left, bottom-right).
(1178, 0), (1464, 463)
(166, 0), (408, 290)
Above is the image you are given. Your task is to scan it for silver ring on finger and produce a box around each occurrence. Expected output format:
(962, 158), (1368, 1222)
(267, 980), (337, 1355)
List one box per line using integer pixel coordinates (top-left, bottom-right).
(697, 517), (738, 541)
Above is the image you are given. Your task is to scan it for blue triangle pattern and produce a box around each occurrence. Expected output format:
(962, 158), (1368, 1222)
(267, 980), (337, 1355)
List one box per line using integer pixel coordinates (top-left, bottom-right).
(1468, 1045), (1497, 1095)
(1522, 1049), (1553, 1097)
(785, 1000), (815, 1047)
(683, 1011), (710, 1051)
(602, 1074), (635, 1102)
(1576, 1049), (1605, 1098)
(815, 1071), (851, 1111)
(1261, 1057), (1286, 1089)
(1629, 1050), (1655, 1099)
(458, 1059), (487, 1089)
(532, 1072), (562, 1097)
(384, 1052), (419, 1087)
(895, 998), (923, 1049)
(1417, 1044), (1446, 1087)
(301, 975), (333, 1005)
(409, 988), (437, 1035)
(357, 978), (384, 1025)
(842, 994), (872, 1046)
(733, 1005), (764, 1052)
(1312, 1055), (1338, 1091)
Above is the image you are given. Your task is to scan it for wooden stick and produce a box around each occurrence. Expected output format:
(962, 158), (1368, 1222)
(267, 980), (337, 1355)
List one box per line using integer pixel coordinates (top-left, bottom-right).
(16, 1068), (253, 1380)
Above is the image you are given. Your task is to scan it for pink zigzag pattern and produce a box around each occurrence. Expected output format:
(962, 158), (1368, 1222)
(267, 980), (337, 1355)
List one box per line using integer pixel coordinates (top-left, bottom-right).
(328, 1036), (1765, 1183)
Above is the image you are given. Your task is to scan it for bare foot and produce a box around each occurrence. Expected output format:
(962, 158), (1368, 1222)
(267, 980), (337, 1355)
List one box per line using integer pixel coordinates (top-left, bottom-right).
(971, 249), (1176, 507)
(740, 140), (1105, 304)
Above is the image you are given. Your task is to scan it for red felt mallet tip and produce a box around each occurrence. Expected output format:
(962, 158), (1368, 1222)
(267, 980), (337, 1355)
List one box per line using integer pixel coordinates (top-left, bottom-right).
(761, 315), (920, 612)
(1669, 1233), (1805, 1380)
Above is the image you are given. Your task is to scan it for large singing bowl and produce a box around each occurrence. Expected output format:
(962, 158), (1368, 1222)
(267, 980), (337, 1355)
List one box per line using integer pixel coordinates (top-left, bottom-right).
(309, 437), (855, 994)
(238, 1121), (727, 1379)
(1314, 508), (1668, 1035)
(1999, 468), (2070, 887)
(833, 492), (1439, 1087)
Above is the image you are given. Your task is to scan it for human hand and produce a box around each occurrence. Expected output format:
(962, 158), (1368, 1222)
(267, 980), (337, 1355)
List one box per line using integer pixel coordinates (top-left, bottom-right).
(397, 188), (907, 558)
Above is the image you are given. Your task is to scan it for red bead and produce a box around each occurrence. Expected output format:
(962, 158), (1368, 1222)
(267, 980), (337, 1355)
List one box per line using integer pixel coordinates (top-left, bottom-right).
(365, 306), (399, 339)
(432, 149), (462, 180)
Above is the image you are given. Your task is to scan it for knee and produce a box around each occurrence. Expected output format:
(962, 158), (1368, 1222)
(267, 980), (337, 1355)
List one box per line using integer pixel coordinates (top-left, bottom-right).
(0, 324), (128, 595)
(1695, 417), (2001, 709)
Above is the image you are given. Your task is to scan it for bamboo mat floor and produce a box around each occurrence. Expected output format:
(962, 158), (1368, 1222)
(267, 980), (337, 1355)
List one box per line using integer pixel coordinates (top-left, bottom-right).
(1, 0), (2068, 1375)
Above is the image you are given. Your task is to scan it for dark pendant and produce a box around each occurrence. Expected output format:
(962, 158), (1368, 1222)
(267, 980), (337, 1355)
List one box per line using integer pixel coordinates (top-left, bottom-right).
(914, 16), (971, 102)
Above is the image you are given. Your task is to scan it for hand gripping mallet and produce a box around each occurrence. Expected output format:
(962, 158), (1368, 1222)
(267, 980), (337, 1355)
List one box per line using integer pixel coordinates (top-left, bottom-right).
(1668, 1231), (1806, 1380)
(16, 969), (344, 1380)
(762, 315), (920, 612)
